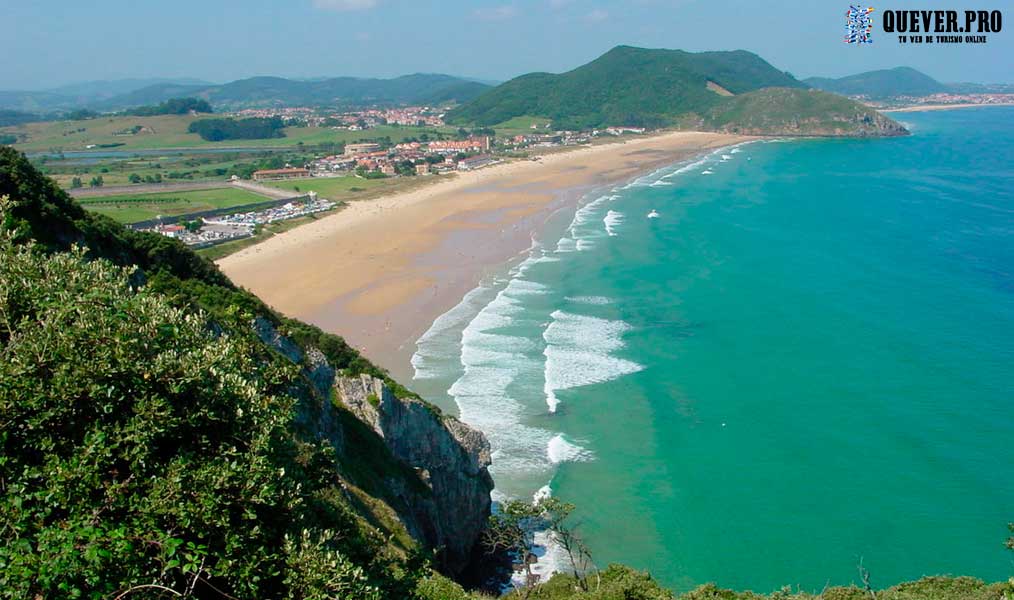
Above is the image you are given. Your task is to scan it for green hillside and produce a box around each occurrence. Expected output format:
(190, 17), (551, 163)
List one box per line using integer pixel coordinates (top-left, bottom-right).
(445, 45), (805, 130)
(803, 67), (948, 98)
(98, 73), (490, 111)
(0, 146), (491, 598)
(703, 87), (909, 136)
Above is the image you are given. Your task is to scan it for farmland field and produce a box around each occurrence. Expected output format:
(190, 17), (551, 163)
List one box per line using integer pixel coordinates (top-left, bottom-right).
(264, 172), (451, 203)
(1, 113), (458, 152)
(78, 186), (272, 223)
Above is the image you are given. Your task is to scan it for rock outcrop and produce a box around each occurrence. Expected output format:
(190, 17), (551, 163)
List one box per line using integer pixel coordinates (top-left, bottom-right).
(336, 374), (494, 574)
(253, 317), (493, 576)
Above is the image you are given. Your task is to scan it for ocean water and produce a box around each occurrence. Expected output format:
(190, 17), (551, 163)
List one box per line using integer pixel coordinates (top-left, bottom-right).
(411, 108), (1014, 592)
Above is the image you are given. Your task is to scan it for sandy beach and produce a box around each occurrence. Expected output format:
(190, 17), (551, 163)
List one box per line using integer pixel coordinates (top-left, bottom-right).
(217, 130), (750, 376)
(881, 102), (1014, 113)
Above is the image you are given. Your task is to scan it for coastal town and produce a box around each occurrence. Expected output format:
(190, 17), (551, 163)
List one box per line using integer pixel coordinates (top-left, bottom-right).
(131, 106), (646, 248)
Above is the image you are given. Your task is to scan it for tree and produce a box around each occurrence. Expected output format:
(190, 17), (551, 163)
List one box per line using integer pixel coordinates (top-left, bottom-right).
(89, 175), (104, 187)
(128, 173), (142, 184)
(484, 497), (595, 598)
(70, 176), (82, 189)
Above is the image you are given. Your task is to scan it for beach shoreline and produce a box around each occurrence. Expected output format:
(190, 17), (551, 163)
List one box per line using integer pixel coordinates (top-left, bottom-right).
(217, 130), (752, 376)
(880, 102), (1014, 113)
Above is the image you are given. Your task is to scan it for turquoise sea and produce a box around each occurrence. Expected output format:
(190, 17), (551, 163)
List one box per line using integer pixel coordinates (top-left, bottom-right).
(411, 107), (1014, 592)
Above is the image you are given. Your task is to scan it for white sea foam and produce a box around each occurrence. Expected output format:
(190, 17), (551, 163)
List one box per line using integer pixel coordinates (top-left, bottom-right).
(547, 433), (594, 464)
(702, 169), (714, 175)
(731, 147), (742, 154)
(720, 154), (733, 160)
(566, 295), (613, 305)
(603, 210), (624, 236)
(542, 310), (644, 412)
(555, 236), (577, 253)
(450, 278), (557, 475)
(412, 284), (492, 379)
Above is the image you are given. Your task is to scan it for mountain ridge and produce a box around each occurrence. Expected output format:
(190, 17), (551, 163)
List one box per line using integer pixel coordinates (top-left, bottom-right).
(804, 66), (948, 98)
(447, 45), (905, 137)
(0, 74), (491, 113)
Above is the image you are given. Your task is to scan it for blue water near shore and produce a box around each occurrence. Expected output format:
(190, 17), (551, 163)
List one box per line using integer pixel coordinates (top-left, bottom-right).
(411, 107), (1014, 592)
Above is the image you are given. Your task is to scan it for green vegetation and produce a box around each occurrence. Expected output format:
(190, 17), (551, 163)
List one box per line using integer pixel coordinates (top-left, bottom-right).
(1, 112), (458, 152)
(77, 186), (272, 223)
(266, 170), (447, 202)
(0, 145), (449, 597)
(448, 45), (905, 136)
(125, 96), (213, 116)
(491, 115), (553, 135)
(803, 67), (947, 99)
(703, 88), (908, 136)
(36, 148), (323, 188)
(513, 570), (1014, 600)
(447, 46), (804, 130)
(0, 109), (40, 127)
(105, 73), (489, 111)
(188, 116), (286, 141)
(0, 228), (394, 598)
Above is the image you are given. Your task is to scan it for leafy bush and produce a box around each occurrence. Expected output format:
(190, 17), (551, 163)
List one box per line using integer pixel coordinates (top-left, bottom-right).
(188, 116), (286, 141)
(0, 201), (406, 597)
(126, 97), (213, 117)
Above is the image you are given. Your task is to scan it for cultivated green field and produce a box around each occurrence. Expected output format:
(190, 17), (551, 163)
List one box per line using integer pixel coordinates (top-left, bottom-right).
(265, 172), (452, 204)
(265, 175), (395, 198)
(79, 187), (271, 223)
(490, 115), (553, 136)
(2, 113), (458, 152)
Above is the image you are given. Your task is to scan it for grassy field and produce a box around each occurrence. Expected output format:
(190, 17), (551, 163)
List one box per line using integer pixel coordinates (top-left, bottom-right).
(264, 175), (397, 198)
(39, 152), (292, 188)
(265, 172), (452, 203)
(491, 115), (553, 136)
(79, 186), (271, 224)
(2, 114), (458, 152)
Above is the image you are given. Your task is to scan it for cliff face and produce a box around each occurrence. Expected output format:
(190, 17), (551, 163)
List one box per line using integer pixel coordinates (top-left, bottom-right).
(254, 318), (493, 576)
(336, 375), (494, 573)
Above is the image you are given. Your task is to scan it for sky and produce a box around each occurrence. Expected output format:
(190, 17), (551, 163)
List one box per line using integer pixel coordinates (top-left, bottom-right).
(2, 0), (1012, 90)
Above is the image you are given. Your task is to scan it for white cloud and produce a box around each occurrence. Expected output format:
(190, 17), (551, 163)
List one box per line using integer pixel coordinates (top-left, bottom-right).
(312, 0), (378, 11)
(585, 8), (609, 21)
(472, 5), (518, 21)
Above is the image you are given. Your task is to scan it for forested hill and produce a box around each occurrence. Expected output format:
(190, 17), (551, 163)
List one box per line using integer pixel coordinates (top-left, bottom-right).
(804, 66), (948, 98)
(96, 73), (490, 110)
(445, 45), (805, 129)
(446, 45), (906, 137)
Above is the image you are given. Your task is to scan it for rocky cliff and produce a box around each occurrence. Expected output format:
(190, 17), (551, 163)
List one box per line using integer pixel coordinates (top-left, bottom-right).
(254, 318), (493, 575)
(336, 375), (494, 573)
